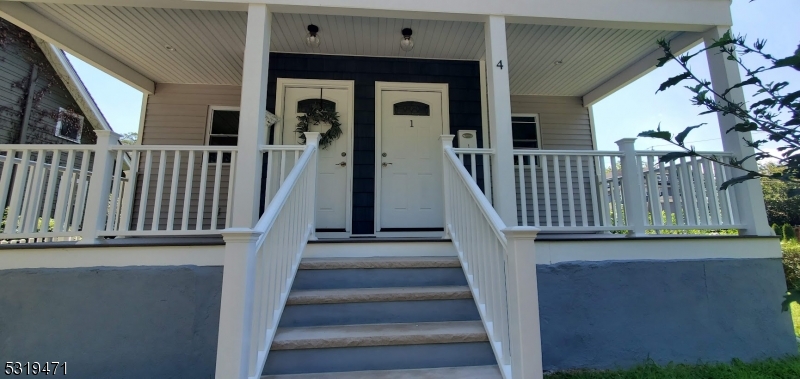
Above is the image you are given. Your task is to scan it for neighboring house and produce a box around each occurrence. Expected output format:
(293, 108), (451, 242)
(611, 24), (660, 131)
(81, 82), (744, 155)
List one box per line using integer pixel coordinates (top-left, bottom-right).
(0, 2), (793, 379)
(0, 17), (110, 145)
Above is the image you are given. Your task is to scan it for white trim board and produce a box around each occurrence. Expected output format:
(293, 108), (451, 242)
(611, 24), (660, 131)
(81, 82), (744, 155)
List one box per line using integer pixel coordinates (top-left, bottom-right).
(373, 81), (450, 234)
(535, 237), (782, 265)
(0, 244), (224, 269)
(274, 78), (356, 234)
(304, 241), (457, 258)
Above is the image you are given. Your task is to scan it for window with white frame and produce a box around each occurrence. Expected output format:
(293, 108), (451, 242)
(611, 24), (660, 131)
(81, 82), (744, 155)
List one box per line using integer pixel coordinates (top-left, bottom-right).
(54, 108), (84, 143)
(207, 106), (240, 163)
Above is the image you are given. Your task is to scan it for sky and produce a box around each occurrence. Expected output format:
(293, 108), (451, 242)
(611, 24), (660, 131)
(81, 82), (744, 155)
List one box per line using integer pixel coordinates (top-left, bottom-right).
(66, 0), (800, 149)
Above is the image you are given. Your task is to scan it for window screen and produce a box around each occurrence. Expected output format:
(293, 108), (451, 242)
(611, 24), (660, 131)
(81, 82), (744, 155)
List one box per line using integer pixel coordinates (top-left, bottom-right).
(54, 108), (84, 143)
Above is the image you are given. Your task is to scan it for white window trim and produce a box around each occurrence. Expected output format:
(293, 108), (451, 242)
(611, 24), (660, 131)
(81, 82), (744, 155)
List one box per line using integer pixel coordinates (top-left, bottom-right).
(54, 107), (84, 143)
(511, 113), (541, 150)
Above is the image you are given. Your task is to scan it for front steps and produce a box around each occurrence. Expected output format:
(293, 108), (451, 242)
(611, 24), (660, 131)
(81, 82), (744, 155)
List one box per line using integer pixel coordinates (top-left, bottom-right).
(261, 252), (500, 378)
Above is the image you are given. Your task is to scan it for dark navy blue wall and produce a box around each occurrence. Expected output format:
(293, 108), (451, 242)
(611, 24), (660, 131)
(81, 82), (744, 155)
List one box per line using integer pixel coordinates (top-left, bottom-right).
(264, 53), (483, 234)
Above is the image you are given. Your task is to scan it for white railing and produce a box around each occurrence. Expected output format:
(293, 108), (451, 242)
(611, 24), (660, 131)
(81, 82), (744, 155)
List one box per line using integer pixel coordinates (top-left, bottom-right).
(259, 145), (306, 205)
(0, 146), (96, 241)
(99, 145), (238, 236)
(513, 150), (628, 231)
(215, 133), (320, 379)
(452, 148), (494, 201)
(636, 151), (740, 229)
(442, 136), (543, 379)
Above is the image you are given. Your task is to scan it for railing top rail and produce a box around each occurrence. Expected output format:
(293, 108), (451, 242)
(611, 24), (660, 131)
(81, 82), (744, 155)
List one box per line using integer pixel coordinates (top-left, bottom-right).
(109, 145), (239, 151)
(0, 144), (95, 151)
(0, 153), (94, 175)
(452, 148), (496, 154)
(635, 150), (734, 157)
(444, 146), (507, 246)
(253, 144), (317, 242)
(259, 145), (306, 152)
(512, 149), (623, 156)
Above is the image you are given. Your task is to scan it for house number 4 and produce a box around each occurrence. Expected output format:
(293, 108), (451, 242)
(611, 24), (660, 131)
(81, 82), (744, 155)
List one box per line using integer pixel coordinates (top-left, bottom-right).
(496, 60), (504, 69)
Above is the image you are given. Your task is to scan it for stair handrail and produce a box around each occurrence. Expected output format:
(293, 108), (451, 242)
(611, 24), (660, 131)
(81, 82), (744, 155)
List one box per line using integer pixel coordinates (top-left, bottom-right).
(215, 133), (321, 379)
(441, 135), (544, 379)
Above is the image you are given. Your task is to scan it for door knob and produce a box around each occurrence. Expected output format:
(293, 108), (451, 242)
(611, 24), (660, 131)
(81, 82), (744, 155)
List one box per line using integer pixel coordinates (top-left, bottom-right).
(336, 161), (346, 167)
(382, 162), (393, 167)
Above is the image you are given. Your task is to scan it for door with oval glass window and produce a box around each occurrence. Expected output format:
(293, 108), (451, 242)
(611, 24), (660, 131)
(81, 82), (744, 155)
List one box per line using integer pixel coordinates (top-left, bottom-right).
(378, 90), (444, 230)
(278, 84), (352, 232)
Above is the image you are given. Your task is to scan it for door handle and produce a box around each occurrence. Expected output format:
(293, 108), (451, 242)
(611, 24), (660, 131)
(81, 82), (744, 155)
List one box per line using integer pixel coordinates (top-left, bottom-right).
(336, 161), (346, 167)
(382, 162), (393, 167)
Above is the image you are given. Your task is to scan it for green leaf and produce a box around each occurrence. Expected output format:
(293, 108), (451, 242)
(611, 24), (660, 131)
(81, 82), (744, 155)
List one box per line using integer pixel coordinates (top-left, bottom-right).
(707, 31), (734, 49)
(675, 123), (706, 146)
(638, 130), (672, 141)
(656, 72), (693, 94)
(773, 51), (800, 70)
(721, 77), (761, 97)
(658, 151), (695, 164)
(780, 90), (800, 107)
(720, 172), (760, 190)
(655, 56), (671, 68)
(728, 122), (758, 133)
(750, 98), (776, 109)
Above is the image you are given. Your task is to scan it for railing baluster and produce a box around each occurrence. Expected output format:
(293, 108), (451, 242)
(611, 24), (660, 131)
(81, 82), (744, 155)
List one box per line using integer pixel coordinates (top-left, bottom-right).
(40, 150), (61, 234)
(553, 156), (564, 227)
(516, 155), (527, 226)
(70, 151), (92, 232)
(588, 155), (601, 227)
(23, 150), (47, 233)
(714, 161), (733, 225)
(541, 155), (552, 227)
(107, 150), (125, 231)
(564, 156), (576, 227)
(137, 151), (153, 231)
(702, 159), (721, 225)
(167, 151), (181, 230)
(152, 150), (168, 231)
(226, 151), (237, 229)
(196, 151), (209, 230)
(529, 154), (539, 227)
(0, 149), (16, 215)
(264, 150), (274, 206)
(678, 157), (697, 225)
(576, 156), (587, 227)
(667, 160), (685, 226)
(120, 151), (139, 232)
(182, 151), (195, 231)
(657, 158), (672, 226)
(279, 150), (287, 186)
(645, 156), (662, 227)
(608, 156), (623, 226)
(690, 156), (709, 225)
(211, 150), (223, 230)
(53, 150), (75, 233)
(482, 154), (492, 203)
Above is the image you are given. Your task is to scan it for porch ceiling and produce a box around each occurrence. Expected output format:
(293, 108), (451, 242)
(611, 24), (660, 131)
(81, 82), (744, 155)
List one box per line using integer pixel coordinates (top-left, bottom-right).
(24, 3), (681, 96)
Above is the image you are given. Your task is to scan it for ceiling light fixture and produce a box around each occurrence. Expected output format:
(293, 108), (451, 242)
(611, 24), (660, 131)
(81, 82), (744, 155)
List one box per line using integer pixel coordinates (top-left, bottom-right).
(400, 28), (414, 52)
(306, 24), (321, 48)
(553, 60), (563, 66)
(165, 44), (177, 52)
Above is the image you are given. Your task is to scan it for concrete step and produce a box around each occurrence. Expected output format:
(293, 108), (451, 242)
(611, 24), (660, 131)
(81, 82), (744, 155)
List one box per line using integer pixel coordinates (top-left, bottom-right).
(286, 285), (472, 305)
(272, 321), (488, 350)
(279, 286), (480, 328)
(261, 365), (503, 379)
(299, 256), (461, 270)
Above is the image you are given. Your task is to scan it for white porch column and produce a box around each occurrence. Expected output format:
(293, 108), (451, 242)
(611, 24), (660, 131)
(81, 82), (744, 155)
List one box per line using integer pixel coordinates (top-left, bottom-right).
(704, 26), (771, 236)
(79, 130), (120, 244)
(231, 4), (271, 228)
(484, 15), (517, 226)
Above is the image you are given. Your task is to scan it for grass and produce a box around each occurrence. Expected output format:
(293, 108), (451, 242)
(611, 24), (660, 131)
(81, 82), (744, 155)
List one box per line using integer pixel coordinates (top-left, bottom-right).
(545, 357), (800, 378)
(792, 302), (800, 338)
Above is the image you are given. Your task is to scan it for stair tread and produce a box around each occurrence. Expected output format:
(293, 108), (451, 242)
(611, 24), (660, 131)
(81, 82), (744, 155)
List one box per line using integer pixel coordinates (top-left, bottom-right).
(261, 365), (502, 379)
(299, 256), (461, 270)
(287, 286), (472, 305)
(272, 321), (487, 350)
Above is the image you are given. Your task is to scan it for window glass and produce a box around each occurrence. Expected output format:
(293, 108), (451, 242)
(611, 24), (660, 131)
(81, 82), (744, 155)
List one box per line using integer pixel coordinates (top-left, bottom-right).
(393, 101), (430, 116)
(511, 116), (539, 149)
(208, 109), (239, 163)
(55, 108), (84, 143)
(297, 99), (336, 114)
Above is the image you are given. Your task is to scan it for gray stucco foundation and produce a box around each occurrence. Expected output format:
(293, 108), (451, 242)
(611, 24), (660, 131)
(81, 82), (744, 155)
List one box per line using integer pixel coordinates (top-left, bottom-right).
(0, 266), (222, 379)
(538, 258), (798, 371)
(0, 258), (795, 377)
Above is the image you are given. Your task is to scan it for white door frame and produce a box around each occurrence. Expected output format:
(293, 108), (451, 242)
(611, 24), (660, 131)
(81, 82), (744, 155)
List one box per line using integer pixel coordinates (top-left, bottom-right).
(374, 81), (450, 234)
(275, 78), (355, 235)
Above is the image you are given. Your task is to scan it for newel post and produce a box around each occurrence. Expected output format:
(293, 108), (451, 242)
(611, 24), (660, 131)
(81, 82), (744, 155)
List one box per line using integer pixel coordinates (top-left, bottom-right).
(615, 138), (647, 236)
(502, 226), (544, 379)
(78, 130), (120, 244)
(215, 228), (262, 379)
(440, 135), (455, 239)
(304, 132), (321, 240)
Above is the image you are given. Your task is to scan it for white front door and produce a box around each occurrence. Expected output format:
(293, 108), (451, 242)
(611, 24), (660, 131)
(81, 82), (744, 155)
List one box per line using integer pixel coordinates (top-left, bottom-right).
(280, 86), (351, 231)
(378, 90), (444, 230)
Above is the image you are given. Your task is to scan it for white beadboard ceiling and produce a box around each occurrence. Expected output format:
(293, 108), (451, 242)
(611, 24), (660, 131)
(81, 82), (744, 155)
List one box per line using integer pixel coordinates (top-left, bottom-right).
(26, 3), (680, 96)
